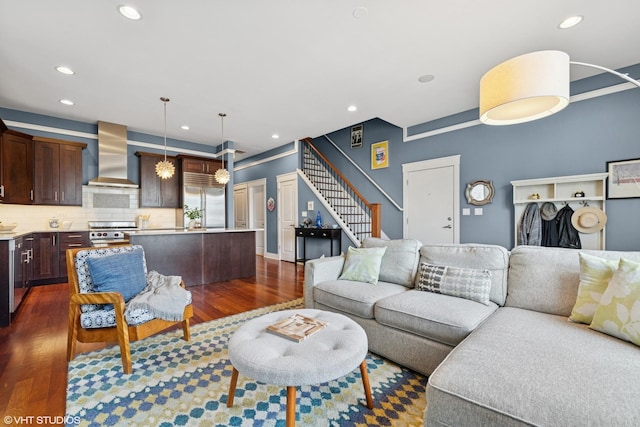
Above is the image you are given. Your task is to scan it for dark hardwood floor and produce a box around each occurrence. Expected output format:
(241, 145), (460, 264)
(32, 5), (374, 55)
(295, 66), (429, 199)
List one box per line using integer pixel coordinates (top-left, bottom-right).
(0, 256), (303, 420)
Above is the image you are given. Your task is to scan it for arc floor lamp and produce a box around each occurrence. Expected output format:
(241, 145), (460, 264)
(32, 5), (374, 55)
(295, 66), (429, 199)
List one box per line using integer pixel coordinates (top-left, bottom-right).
(479, 50), (640, 125)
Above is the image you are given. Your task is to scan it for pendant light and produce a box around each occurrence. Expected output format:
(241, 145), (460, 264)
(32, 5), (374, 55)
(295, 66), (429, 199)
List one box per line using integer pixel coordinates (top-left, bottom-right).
(214, 112), (231, 184)
(155, 97), (176, 179)
(479, 50), (640, 125)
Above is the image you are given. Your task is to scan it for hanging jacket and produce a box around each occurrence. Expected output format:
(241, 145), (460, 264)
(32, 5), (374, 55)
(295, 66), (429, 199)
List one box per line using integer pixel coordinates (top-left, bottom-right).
(541, 219), (560, 247)
(519, 202), (542, 246)
(556, 204), (581, 249)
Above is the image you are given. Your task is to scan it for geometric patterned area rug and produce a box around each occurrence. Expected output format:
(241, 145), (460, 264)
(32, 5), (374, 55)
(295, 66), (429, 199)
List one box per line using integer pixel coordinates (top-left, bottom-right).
(66, 299), (427, 426)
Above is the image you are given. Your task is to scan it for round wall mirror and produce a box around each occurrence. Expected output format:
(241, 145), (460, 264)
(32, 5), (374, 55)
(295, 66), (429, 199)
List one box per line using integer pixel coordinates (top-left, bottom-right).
(466, 180), (495, 205)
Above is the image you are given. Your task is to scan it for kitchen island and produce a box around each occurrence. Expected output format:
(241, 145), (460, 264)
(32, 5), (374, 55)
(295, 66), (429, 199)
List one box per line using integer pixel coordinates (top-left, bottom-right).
(127, 228), (257, 287)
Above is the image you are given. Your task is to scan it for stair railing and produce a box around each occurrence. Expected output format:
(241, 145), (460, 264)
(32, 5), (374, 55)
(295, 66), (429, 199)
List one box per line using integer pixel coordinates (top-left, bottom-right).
(301, 138), (380, 241)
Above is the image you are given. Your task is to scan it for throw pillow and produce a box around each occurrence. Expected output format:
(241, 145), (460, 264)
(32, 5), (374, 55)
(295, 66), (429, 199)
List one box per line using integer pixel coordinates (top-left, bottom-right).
(416, 262), (492, 305)
(338, 246), (387, 284)
(361, 237), (422, 287)
(589, 257), (640, 347)
(86, 248), (148, 302)
(569, 252), (619, 324)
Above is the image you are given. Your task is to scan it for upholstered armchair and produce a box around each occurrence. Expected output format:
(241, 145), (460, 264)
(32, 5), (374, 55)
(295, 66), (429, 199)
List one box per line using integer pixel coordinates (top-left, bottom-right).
(66, 245), (193, 374)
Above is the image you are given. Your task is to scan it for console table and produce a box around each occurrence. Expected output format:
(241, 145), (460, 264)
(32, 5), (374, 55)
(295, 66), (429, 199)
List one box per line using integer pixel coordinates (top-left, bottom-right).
(295, 227), (342, 263)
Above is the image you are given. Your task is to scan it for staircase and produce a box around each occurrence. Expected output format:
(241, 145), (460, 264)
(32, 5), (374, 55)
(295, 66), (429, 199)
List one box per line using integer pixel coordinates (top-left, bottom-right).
(300, 138), (380, 244)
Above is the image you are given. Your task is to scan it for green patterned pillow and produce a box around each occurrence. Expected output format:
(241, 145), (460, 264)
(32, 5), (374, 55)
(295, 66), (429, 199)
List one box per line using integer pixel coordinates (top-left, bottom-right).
(416, 262), (492, 305)
(339, 246), (387, 284)
(589, 257), (640, 347)
(569, 252), (619, 324)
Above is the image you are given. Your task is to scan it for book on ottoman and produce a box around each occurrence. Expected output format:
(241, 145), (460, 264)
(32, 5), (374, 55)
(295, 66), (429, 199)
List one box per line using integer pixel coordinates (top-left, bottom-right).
(266, 313), (328, 342)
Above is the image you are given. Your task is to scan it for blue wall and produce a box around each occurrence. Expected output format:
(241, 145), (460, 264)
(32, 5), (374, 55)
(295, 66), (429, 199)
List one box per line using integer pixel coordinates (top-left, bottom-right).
(304, 76), (640, 251)
(237, 64), (640, 253)
(234, 143), (298, 255)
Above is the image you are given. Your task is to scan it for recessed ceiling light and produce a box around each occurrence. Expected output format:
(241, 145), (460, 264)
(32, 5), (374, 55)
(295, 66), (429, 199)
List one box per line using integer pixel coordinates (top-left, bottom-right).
(347, 105), (358, 112)
(559, 15), (583, 29)
(418, 74), (435, 83)
(272, 134), (279, 139)
(59, 99), (75, 106)
(55, 66), (75, 75)
(119, 5), (142, 20)
(181, 125), (190, 130)
(353, 7), (368, 19)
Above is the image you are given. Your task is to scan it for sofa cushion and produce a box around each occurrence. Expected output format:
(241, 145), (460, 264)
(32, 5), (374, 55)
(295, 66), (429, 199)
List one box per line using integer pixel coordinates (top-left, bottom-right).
(569, 252), (618, 324)
(590, 257), (640, 347)
(416, 244), (509, 306)
(416, 262), (492, 305)
(338, 246), (387, 284)
(80, 306), (155, 328)
(79, 290), (193, 329)
(506, 246), (640, 317)
(425, 307), (640, 426)
(374, 290), (498, 346)
(362, 237), (422, 287)
(313, 279), (407, 319)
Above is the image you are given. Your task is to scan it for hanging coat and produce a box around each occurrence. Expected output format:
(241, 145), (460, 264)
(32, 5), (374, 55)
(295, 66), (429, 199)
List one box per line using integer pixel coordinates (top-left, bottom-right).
(541, 219), (560, 247)
(556, 204), (581, 249)
(519, 202), (542, 246)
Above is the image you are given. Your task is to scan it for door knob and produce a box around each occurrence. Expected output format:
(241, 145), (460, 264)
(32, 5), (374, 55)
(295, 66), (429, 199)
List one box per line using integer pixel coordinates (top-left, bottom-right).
(442, 225), (452, 229)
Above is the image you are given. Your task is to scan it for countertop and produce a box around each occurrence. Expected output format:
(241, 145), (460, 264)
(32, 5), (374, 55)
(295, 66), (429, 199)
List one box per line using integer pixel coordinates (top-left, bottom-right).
(127, 228), (262, 236)
(0, 227), (263, 241)
(0, 228), (89, 240)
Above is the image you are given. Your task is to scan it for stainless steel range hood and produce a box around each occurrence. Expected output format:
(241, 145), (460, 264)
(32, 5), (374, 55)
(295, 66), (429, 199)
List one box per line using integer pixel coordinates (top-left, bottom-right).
(88, 121), (138, 188)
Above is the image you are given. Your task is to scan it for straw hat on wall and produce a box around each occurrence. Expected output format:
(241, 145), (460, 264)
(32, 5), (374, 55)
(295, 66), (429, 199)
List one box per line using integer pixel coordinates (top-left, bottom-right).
(571, 207), (607, 233)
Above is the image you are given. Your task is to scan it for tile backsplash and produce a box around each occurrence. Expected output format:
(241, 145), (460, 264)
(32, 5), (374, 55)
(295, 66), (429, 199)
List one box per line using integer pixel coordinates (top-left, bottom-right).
(0, 186), (178, 233)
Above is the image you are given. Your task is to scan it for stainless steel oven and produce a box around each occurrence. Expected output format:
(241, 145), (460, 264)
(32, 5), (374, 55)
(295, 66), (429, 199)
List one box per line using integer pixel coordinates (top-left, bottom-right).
(88, 221), (138, 247)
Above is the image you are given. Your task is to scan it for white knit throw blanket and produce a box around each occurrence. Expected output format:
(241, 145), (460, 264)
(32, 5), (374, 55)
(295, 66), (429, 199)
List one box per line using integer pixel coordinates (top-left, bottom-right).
(126, 271), (190, 321)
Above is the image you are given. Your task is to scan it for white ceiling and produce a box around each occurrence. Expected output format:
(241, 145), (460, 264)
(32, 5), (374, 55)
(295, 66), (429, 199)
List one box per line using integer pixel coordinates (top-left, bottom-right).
(1, 1), (639, 160)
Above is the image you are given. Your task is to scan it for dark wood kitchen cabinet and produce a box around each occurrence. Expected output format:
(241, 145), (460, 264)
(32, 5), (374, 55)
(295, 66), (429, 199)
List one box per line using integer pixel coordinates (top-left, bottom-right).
(0, 128), (34, 204)
(136, 151), (180, 208)
(179, 155), (222, 175)
(32, 232), (90, 281)
(31, 232), (59, 281)
(33, 136), (85, 206)
(58, 231), (90, 278)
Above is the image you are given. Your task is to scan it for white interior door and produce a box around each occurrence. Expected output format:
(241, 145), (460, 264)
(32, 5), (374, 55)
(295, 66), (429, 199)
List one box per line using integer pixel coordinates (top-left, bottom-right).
(249, 180), (266, 256)
(277, 172), (297, 262)
(403, 155), (460, 244)
(233, 185), (247, 228)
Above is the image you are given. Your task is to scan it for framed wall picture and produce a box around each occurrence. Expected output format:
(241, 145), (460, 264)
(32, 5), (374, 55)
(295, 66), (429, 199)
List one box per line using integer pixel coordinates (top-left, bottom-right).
(371, 140), (389, 169)
(607, 157), (640, 199)
(351, 125), (363, 148)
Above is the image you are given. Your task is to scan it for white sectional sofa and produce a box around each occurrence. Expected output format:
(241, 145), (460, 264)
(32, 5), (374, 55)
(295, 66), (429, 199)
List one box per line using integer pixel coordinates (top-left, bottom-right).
(303, 239), (640, 426)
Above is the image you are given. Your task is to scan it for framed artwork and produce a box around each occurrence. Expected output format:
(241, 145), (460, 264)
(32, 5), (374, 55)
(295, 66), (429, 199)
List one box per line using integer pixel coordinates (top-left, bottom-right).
(607, 157), (640, 199)
(371, 141), (389, 169)
(267, 197), (276, 211)
(351, 125), (363, 148)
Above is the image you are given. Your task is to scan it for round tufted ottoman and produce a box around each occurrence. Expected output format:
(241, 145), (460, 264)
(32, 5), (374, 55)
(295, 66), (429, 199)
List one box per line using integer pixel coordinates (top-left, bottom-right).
(227, 309), (373, 426)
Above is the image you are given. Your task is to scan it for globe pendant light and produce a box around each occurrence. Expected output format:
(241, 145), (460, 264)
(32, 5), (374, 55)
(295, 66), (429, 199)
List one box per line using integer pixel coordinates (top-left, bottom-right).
(155, 97), (176, 179)
(214, 112), (231, 184)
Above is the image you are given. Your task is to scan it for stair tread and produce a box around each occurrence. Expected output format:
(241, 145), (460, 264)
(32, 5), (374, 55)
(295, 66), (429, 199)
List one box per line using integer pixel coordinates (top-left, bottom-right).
(303, 148), (376, 238)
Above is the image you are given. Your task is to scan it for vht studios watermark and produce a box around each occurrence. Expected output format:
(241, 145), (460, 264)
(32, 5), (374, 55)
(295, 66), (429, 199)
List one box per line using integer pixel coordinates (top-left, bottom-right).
(3, 415), (81, 425)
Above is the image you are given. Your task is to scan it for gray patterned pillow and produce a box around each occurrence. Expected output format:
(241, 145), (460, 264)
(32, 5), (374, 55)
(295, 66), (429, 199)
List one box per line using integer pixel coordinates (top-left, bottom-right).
(416, 262), (492, 305)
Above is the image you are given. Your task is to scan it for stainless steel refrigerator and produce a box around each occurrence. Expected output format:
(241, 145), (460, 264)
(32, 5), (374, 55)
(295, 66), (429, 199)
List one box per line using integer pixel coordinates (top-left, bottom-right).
(177, 172), (226, 228)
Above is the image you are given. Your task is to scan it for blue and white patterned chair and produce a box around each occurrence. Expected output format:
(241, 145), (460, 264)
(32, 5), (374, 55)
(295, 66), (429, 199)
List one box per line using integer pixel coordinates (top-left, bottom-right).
(66, 245), (193, 374)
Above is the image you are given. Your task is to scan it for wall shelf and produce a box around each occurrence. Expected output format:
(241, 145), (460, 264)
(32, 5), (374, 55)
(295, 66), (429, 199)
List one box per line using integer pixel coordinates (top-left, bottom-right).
(511, 173), (608, 250)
